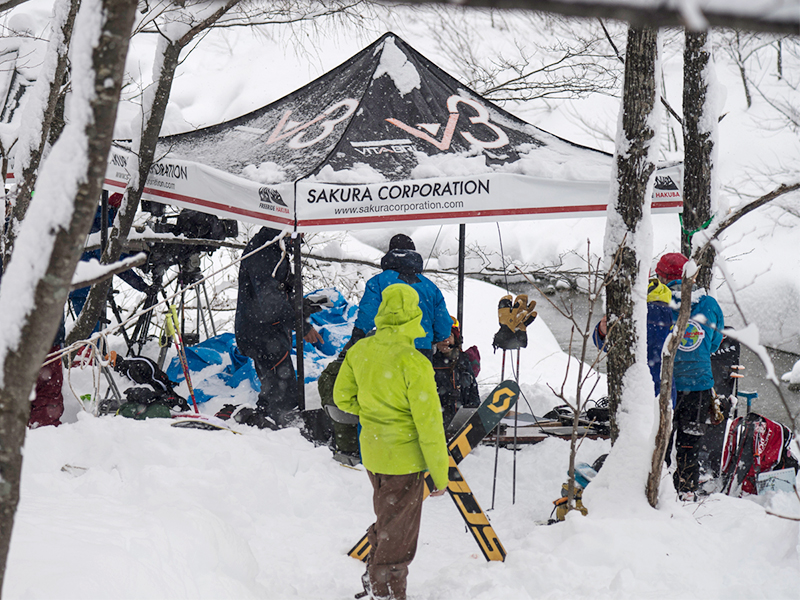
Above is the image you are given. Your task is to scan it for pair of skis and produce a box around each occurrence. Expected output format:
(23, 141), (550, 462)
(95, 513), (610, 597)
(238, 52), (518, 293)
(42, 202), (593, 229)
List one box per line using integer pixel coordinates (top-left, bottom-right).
(347, 380), (519, 563)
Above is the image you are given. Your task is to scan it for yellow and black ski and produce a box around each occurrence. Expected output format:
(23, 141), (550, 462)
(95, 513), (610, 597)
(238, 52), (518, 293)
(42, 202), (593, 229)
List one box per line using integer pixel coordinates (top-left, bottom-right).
(347, 380), (519, 562)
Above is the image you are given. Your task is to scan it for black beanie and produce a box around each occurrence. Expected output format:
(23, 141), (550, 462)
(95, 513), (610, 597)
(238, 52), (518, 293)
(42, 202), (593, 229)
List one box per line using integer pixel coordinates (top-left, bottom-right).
(389, 233), (415, 251)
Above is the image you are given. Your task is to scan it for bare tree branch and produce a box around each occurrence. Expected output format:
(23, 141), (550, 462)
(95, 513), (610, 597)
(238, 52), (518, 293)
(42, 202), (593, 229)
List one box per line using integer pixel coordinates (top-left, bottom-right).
(377, 0), (800, 35)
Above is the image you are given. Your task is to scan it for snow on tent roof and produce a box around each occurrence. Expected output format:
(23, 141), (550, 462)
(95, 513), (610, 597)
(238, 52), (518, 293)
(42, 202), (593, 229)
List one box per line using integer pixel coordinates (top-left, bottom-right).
(104, 33), (682, 231)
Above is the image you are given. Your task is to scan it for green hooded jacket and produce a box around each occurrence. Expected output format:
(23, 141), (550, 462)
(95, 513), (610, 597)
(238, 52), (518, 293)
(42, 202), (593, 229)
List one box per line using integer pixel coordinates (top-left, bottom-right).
(334, 283), (449, 491)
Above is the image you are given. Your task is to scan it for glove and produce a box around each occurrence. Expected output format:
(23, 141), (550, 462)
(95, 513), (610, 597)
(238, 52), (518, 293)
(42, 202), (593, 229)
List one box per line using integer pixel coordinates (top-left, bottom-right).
(509, 295), (538, 331)
(493, 295), (538, 350)
(493, 295), (521, 350)
(497, 295), (514, 328)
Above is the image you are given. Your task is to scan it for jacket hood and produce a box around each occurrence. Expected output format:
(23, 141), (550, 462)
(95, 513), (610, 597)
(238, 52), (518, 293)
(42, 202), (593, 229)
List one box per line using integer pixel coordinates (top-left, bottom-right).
(380, 248), (423, 275)
(667, 280), (708, 308)
(374, 283), (425, 341)
(647, 278), (672, 304)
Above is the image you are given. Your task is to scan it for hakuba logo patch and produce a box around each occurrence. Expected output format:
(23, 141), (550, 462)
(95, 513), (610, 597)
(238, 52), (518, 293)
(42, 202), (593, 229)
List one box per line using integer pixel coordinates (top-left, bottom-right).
(679, 319), (706, 352)
(258, 187), (287, 207)
(655, 175), (679, 190)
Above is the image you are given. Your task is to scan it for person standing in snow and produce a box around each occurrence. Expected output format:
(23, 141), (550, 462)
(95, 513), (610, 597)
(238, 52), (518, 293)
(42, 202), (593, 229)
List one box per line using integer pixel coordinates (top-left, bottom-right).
(234, 227), (321, 429)
(655, 252), (724, 496)
(349, 234), (451, 359)
(28, 317), (65, 428)
(432, 316), (481, 429)
(334, 283), (449, 600)
(593, 277), (676, 405)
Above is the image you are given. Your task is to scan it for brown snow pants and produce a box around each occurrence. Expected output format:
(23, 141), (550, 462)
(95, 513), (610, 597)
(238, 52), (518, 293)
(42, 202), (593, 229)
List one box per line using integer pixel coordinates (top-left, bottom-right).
(366, 471), (425, 600)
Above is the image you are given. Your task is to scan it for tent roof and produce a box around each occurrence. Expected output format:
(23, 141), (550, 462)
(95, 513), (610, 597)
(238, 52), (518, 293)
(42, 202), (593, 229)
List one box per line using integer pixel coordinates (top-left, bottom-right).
(158, 32), (612, 185)
(105, 33), (682, 230)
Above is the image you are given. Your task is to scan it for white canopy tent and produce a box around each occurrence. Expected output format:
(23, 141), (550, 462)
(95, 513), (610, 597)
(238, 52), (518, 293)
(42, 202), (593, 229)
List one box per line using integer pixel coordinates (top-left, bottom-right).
(101, 33), (682, 408)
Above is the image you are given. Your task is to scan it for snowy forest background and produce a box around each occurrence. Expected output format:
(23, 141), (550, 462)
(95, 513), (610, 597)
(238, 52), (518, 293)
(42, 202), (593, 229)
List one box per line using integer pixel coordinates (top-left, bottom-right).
(0, 0), (798, 598)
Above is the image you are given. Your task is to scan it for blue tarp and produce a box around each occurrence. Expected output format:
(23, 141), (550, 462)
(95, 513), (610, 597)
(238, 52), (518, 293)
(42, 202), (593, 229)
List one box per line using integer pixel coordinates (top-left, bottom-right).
(167, 288), (357, 402)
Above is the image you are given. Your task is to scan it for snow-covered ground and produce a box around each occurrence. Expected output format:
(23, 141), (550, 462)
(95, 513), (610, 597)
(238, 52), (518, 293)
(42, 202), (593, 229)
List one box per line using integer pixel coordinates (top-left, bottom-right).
(2, 1), (800, 598)
(5, 279), (800, 599)
(8, 413), (799, 600)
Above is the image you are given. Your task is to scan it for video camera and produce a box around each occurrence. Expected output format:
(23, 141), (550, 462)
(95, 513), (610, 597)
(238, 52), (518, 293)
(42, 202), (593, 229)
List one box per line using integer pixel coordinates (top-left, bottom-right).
(142, 207), (238, 285)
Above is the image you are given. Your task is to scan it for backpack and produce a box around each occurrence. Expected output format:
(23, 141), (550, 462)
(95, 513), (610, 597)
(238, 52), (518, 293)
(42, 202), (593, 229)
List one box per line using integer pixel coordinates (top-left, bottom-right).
(117, 386), (190, 420)
(720, 412), (798, 496)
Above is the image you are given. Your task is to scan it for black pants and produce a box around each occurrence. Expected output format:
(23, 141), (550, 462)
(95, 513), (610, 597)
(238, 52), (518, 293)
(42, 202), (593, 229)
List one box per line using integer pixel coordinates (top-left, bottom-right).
(672, 389), (713, 493)
(250, 324), (298, 426)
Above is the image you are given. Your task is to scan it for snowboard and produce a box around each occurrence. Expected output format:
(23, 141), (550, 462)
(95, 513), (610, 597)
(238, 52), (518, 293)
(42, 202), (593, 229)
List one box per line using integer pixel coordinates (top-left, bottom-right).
(347, 380), (519, 562)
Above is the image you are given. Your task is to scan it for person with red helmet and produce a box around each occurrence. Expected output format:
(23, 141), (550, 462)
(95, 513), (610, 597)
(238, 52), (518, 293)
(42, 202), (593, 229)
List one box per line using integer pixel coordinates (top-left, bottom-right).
(656, 252), (724, 497)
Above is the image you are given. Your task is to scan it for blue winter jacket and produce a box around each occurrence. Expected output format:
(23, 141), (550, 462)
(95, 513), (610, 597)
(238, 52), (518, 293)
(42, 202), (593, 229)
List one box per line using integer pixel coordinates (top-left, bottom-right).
(592, 279), (676, 404)
(668, 281), (724, 393)
(354, 248), (452, 350)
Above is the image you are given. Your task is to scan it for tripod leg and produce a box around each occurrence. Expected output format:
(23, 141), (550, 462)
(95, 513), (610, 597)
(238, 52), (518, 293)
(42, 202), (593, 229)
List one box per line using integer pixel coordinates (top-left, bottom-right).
(196, 286), (209, 339)
(201, 282), (217, 336)
(107, 287), (133, 350)
(130, 273), (164, 355)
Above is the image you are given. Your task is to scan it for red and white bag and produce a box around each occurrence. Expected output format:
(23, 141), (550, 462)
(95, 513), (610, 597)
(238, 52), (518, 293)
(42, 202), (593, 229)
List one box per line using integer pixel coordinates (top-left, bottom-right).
(721, 413), (797, 496)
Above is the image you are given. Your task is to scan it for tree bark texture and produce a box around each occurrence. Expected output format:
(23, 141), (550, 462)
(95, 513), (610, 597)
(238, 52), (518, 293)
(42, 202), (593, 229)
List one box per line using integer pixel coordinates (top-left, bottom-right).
(0, 0), (136, 590)
(4, 0), (81, 270)
(66, 0), (240, 347)
(681, 30), (715, 289)
(606, 26), (659, 444)
(66, 40), (181, 346)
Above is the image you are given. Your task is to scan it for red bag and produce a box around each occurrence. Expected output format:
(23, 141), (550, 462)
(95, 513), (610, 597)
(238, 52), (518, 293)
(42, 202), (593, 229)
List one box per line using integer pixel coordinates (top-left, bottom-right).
(721, 412), (797, 496)
(463, 345), (481, 378)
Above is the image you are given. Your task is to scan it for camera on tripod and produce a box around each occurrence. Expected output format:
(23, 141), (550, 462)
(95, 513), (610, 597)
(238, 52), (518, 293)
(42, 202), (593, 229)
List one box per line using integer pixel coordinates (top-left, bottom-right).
(142, 206), (238, 285)
(128, 205), (239, 355)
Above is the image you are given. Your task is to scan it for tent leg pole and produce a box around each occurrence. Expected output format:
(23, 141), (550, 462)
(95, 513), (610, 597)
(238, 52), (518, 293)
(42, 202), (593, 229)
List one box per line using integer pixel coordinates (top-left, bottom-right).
(457, 224), (465, 332)
(293, 231), (305, 413)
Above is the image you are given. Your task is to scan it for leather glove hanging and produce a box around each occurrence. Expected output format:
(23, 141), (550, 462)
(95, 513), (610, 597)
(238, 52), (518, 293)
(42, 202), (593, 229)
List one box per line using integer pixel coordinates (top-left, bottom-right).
(492, 295), (517, 350)
(511, 295), (537, 348)
(493, 294), (538, 350)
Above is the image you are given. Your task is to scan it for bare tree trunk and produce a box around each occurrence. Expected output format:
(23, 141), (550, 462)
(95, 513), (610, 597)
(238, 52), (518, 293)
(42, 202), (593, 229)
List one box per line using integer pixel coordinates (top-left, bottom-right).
(605, 26), (659, 444)
(681, 30), (716, 289)
(0, 0), (136, 589)
(4, 0), (81, 269)
(66, 39), (182, 346)
(66, 0), (241, 347)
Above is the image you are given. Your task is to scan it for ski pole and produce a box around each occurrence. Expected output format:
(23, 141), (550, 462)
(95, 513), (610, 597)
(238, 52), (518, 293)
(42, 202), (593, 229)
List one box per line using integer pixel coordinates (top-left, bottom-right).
(491, 349), (507, 510)
(166, 305), (199, 413)
(512, 348), (520, 505)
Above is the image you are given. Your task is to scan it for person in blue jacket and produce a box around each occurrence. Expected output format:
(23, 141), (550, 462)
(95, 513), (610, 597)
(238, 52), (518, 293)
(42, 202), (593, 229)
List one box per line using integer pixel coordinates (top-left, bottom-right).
(593, 277), (676, 405)
(350, 234), (451, 358)
(656, 252), (724, 496)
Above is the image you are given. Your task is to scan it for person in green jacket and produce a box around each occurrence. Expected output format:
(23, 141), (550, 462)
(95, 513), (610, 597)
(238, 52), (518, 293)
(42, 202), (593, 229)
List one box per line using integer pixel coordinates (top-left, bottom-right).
(334, 283), (449, 600)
